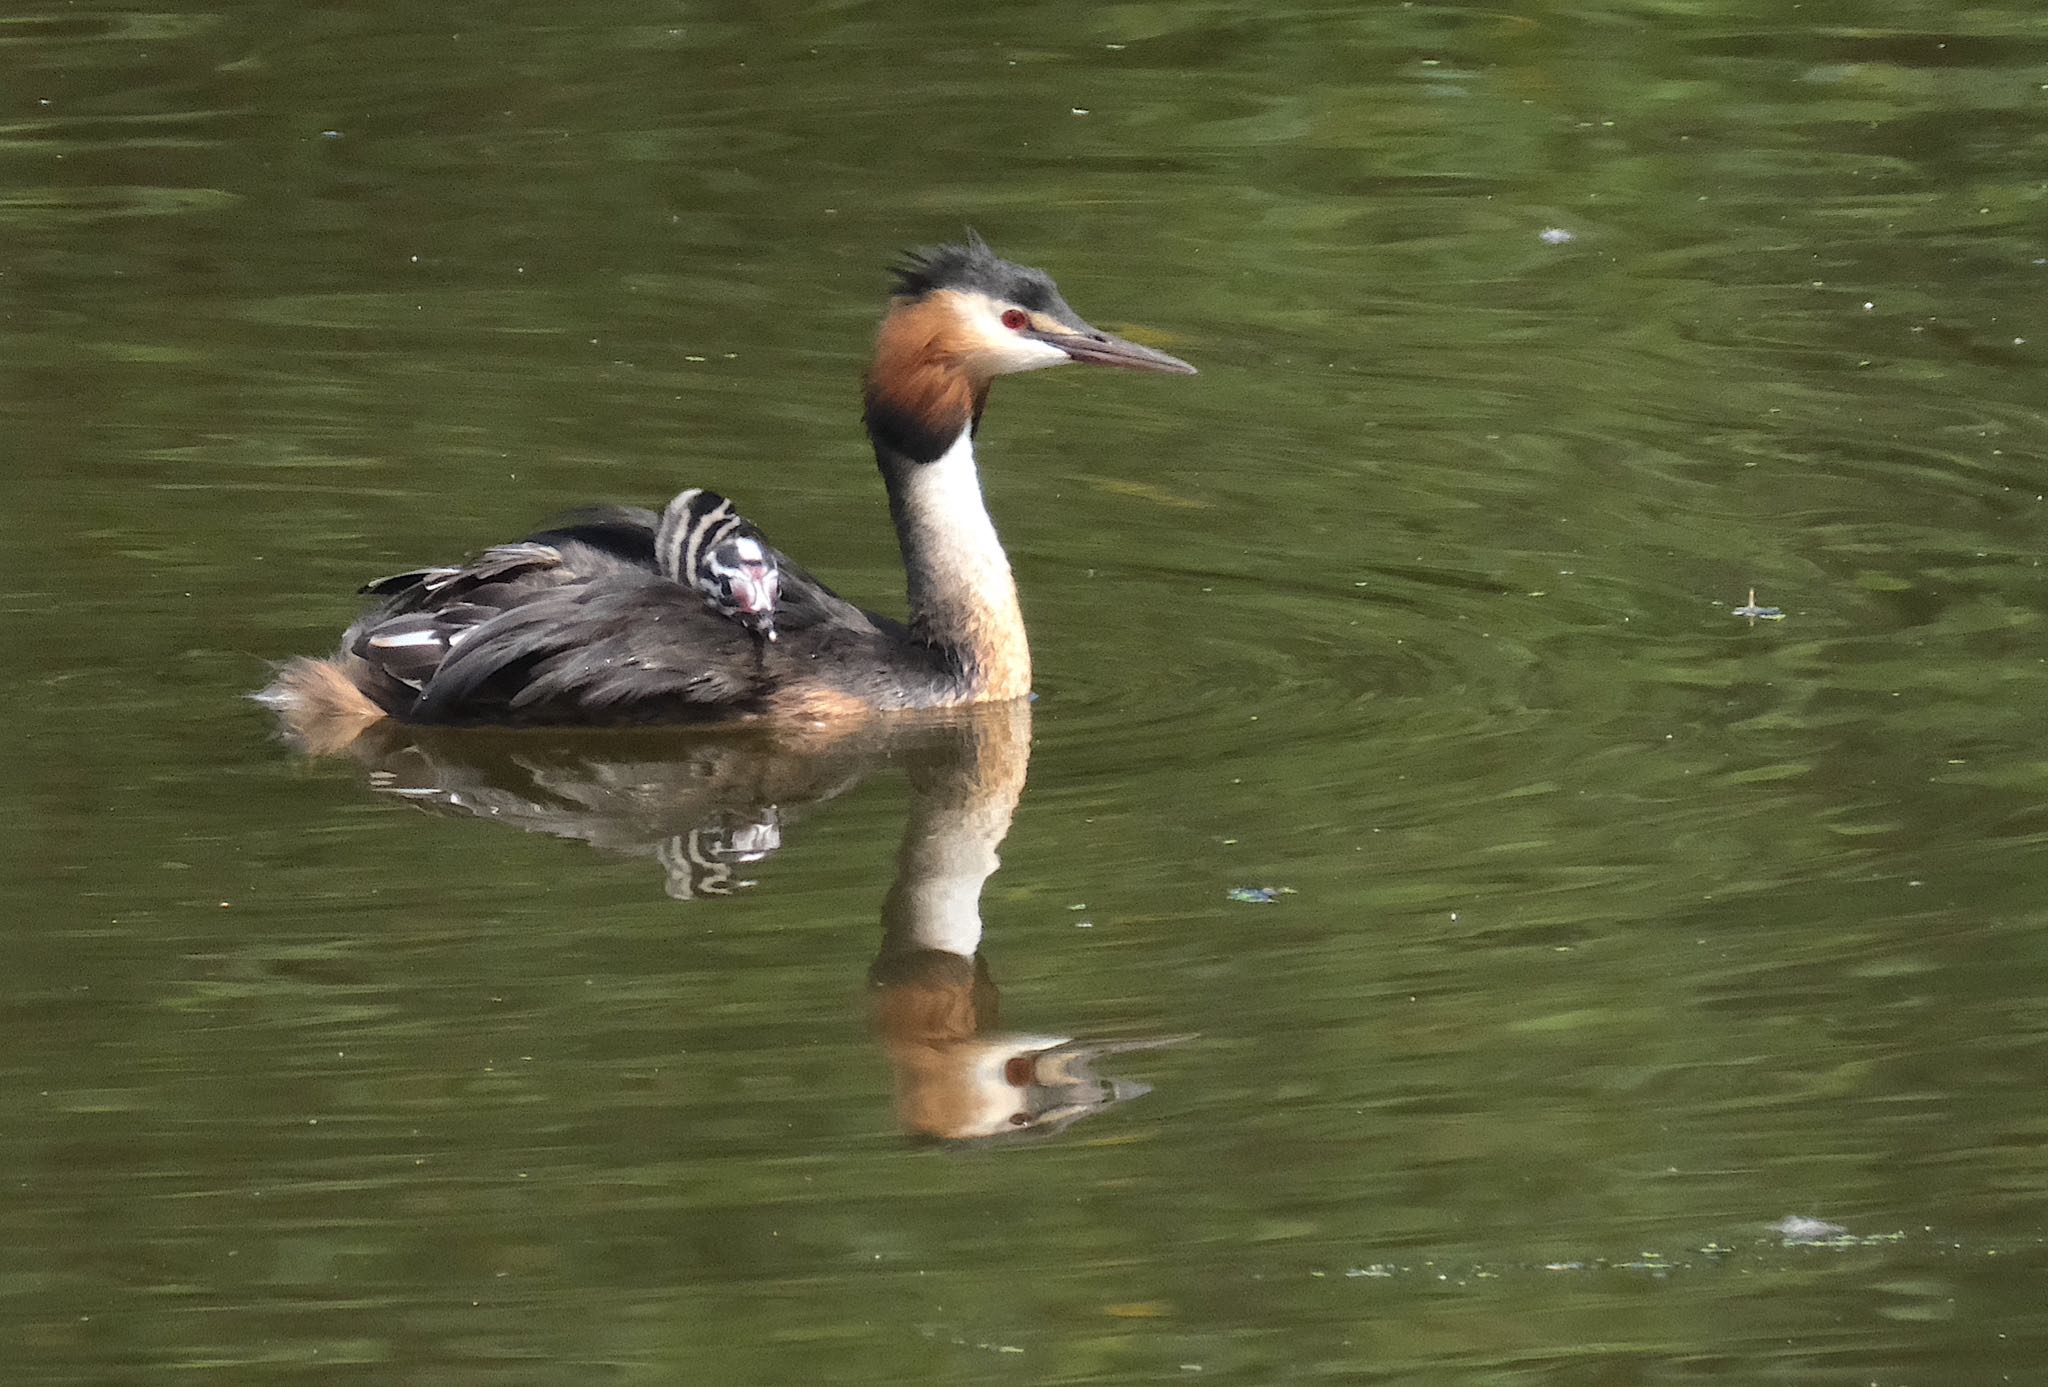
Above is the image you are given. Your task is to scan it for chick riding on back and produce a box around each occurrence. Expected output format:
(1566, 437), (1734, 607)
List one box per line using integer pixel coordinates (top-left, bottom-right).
(655, 488), (782, 643)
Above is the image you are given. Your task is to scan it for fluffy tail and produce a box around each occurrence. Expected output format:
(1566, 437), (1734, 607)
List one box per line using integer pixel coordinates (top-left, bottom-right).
(251, 656), (390, 755)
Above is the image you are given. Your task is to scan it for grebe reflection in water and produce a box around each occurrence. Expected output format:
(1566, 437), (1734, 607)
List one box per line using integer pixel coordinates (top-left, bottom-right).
(330, 702), (1186, 1142)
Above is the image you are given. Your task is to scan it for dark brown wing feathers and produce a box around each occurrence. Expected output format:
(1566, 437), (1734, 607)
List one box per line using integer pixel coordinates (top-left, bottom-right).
(337, 499), (903, 725)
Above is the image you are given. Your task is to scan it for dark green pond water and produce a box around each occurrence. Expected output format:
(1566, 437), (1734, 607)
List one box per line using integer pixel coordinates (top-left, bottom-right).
(8, 1), (2048, 1381)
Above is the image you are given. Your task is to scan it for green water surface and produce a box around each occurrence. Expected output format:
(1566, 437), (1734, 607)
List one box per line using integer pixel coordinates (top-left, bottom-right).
(6, 2), (2048, 1382)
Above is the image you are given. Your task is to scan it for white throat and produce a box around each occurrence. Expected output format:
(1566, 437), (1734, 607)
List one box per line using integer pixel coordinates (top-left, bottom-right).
(874, 423), (1034, 701)
(898, 430), (1010, 603)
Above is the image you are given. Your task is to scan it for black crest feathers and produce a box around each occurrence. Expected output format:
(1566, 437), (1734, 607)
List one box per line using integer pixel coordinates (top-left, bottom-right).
(888, 233), (1061, 313)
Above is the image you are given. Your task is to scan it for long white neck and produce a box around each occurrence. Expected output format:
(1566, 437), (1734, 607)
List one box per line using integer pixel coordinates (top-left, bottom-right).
(883, 429), (1031, 701)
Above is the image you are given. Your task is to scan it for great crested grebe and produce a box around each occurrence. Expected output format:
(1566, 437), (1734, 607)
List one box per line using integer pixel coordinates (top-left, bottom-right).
(257, 235), (1194, 739)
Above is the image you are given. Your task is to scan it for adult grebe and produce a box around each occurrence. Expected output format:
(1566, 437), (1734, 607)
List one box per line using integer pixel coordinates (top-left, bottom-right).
(257, 235), (1195, 741)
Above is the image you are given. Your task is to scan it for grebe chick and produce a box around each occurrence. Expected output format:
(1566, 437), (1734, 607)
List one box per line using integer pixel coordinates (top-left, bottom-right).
(257, 234), (1195, 737)
(655, 488), (781, 642)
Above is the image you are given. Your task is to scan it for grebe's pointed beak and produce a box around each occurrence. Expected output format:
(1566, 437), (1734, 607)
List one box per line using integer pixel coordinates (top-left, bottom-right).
(1028, 321), (1197, 375)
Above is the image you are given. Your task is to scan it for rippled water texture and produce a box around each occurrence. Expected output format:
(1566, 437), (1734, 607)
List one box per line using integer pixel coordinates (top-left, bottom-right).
(6, 3), (2048, 1382)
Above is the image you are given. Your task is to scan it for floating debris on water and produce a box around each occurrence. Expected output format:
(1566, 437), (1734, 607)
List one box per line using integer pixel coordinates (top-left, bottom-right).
(1227, 886), (1296, 904)
(1732, 587), (1785, 622)
(1299, 1228), (1941, 1287)
(1539, 227), (1576, 245)
(1770, 1215), (1908, 1248)
(1773, 1215), (1850, 1244)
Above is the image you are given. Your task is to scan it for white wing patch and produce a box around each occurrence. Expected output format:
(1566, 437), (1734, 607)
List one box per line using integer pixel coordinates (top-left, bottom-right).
(368, 628), (447, 650)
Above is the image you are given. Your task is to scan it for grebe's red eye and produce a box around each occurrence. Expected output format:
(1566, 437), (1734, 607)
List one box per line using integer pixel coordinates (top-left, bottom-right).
(1001, 308), (1030, 331)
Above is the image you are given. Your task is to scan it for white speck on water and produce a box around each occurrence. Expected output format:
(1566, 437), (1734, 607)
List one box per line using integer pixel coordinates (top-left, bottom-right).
(1774, 1214), (1850, 1243)
(1539, 227), (1575, 244)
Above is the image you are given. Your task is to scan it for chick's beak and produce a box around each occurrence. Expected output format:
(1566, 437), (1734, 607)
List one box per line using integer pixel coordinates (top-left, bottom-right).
(729, 564), (779, 641)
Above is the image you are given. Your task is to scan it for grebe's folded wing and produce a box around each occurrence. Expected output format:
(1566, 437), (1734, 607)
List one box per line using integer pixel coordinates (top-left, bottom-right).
(347, 540), (633, 695)
(358, 542), (569, 608)
(349, 602), (504, 689)
(527, 505), (660, 567)
(412, 575), (761, 722)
